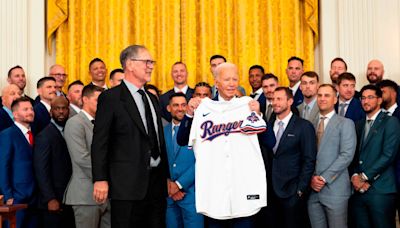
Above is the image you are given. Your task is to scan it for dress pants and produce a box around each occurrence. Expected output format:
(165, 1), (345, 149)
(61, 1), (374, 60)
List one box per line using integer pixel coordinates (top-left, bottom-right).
(72, 201), (110, 228)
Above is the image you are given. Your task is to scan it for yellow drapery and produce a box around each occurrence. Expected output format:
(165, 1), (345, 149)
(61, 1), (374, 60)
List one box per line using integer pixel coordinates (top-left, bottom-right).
(48, 0), (318, 94)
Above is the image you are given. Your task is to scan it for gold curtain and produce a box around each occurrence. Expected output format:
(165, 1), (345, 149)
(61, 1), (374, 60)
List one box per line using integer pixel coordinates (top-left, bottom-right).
(48, 0), (318, 94)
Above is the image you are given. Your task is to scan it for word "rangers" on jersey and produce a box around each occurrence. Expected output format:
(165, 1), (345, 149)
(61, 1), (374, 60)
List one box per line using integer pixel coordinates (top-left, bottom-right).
(188, 96), (267, 219)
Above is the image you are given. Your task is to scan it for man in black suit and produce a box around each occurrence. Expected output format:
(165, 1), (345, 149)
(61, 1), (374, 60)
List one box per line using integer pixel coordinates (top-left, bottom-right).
(33, 77), (57, 135)
(91, 45), (169, 228)
(0, 65), (35, 107)
(0, 84), (22, 132)
(249, 65), (264, 100)
(88, 58), (108, 89)
(286, 56), (304, 107)
(159, 62), (194, 122)
(33, 96), (74, 228)
(268, 87), (317, 228)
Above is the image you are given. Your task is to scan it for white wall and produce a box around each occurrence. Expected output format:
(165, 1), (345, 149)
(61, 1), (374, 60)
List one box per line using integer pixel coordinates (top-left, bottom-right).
(0, 0), (46, 97)
(2, 0), (400, 94)
(318, 0), (400, 89)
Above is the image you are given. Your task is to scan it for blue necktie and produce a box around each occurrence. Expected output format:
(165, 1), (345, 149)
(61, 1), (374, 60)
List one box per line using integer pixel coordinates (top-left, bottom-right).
(173, 125), (179, 155)
(273, 121), (284, 153)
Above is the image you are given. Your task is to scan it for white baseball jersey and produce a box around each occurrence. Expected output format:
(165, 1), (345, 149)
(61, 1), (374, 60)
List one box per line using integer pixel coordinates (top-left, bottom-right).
(188, 96), (267, 219)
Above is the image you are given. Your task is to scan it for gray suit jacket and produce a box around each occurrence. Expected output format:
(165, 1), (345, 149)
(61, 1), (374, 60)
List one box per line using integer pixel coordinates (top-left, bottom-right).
(297, 101), (319, 126)
(312, 113), (356, 198)
(64, 111), (97, 205)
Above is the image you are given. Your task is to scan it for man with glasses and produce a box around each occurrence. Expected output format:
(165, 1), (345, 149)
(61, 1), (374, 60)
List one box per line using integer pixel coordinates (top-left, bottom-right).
(349, 85), (400, 227)
(91, 45), (169, 228)
(49, 64), (68, 97)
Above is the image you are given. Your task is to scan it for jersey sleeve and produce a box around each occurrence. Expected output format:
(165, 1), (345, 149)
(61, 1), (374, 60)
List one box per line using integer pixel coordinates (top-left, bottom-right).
(240, 111), (267, 134)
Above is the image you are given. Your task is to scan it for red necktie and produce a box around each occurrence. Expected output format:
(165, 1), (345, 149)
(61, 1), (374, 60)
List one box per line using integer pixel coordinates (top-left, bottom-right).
(27, 130), (34, 146)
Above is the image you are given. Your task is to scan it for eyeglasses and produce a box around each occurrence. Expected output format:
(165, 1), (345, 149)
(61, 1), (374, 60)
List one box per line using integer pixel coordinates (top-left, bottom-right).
(360, 95), (378, 101)
(130, 59), (156, 66)
(51, 73), (68, 78)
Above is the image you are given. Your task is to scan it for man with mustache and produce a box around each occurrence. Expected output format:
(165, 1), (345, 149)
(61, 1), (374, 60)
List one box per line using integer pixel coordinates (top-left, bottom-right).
(33, 77), (57, 135)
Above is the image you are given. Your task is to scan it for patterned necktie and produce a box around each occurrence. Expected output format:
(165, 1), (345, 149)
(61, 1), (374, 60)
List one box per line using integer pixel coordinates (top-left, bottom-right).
(273, 121), (284, 153)
(317, 116), (327, 146)
(265, 104), (273, 121)
(339, 103), (348, 116)
(364, 119), (373, 140)
(303, 105), (310, 119)
(173, 125), (179, 155)
(27, 130), (34, 146)
(138, 89), (160, 159)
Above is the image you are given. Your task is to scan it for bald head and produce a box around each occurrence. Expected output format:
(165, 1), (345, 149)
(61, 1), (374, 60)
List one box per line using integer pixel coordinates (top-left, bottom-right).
(1, 84), (22, 109)
(49, 64), (67, 92)
(50, 96), (70, 126)
(366, 59), (384, 84)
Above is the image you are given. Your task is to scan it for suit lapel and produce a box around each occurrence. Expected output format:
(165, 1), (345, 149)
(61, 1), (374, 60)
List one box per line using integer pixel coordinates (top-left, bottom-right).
(119, 82), (147, 136)
(318, 114), (338, 151)
(362, 112), (385, 150)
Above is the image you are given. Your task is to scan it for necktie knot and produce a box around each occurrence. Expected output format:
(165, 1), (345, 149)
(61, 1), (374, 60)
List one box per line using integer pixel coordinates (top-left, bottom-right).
(278, 121), (284, 127)
(138, 89), (146, 96)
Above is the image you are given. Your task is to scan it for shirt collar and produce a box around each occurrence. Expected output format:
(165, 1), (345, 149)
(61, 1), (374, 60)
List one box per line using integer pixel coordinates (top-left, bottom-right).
(2, 106), (13, 120)
(92, 82), (108, 89)
(14, 121), (30, 134)
(289, 81), (301, 94)
(70, 103), (81, 113)
(124, 79), (141, 94)
(174, 85), (188, 94)
(306, 97), (317, 109)
(386, 103), (398, 115)
(81, 109), (94, 121)
(339, 97), (353, 105)
(319, 110), (335, 120)
(40, 100), (51, 112)
(251, 88), (263, 96)
(367, 109), (382, 121)
(276, 111), (293, 127)
(218, 95), (236, 102)
(51, 119), (64, 133)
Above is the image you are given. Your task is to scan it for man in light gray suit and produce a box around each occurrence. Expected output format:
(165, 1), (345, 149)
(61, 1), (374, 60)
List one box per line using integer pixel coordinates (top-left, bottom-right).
(64, 85), (110, 228)
(66, 80), (84, 118)
(297, 71), (320, 126)
(308, 84), (356, 228)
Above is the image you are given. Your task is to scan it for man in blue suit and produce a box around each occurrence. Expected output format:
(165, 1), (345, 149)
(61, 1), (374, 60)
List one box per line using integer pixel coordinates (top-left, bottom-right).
(286, 56), (304, 107)
(349, 85), (400, 227)
(33, 77), (57, 135)
(159, 62), (194, 122)
(164, 93), (203, 228)
(335, 72), (365, 122)
(268, 87), (317, 228)
(0, 84), (21, 132)
(0, 97), (38, 228)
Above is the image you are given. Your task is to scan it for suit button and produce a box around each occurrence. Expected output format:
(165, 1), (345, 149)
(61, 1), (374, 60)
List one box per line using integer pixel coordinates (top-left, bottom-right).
(173, 164), (176, 167)
(359, 161), (363, 164)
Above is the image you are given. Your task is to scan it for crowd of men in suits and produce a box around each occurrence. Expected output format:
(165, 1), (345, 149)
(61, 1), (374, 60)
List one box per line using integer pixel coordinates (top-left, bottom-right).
(0, 44), (400, 228)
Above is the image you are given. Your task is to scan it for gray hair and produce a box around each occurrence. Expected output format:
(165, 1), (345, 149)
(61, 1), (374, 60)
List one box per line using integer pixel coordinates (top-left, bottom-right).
(214, 62), (238, 79)
(120, 45), (146, 69)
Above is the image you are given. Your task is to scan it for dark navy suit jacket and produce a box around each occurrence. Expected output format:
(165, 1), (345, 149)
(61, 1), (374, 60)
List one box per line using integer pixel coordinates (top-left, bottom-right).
(33, 122), (72, 209)
(0, 107), (14, 132)
(33, 101), (51, 135)
(268, 114), (317, 198)
(159, 87), (194, 122)
(0, 125), (36, 204)
(292, 88), (304, 107)
(334, 97), (365, 123)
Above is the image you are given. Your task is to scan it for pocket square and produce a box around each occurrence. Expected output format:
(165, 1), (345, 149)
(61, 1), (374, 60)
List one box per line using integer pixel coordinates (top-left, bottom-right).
(288, 134), (295, 137)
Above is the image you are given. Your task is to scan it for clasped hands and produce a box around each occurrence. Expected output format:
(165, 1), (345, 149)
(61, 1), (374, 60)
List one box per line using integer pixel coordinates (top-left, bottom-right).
(167, 179), (185, 201)
(351, 174), (370, 193)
